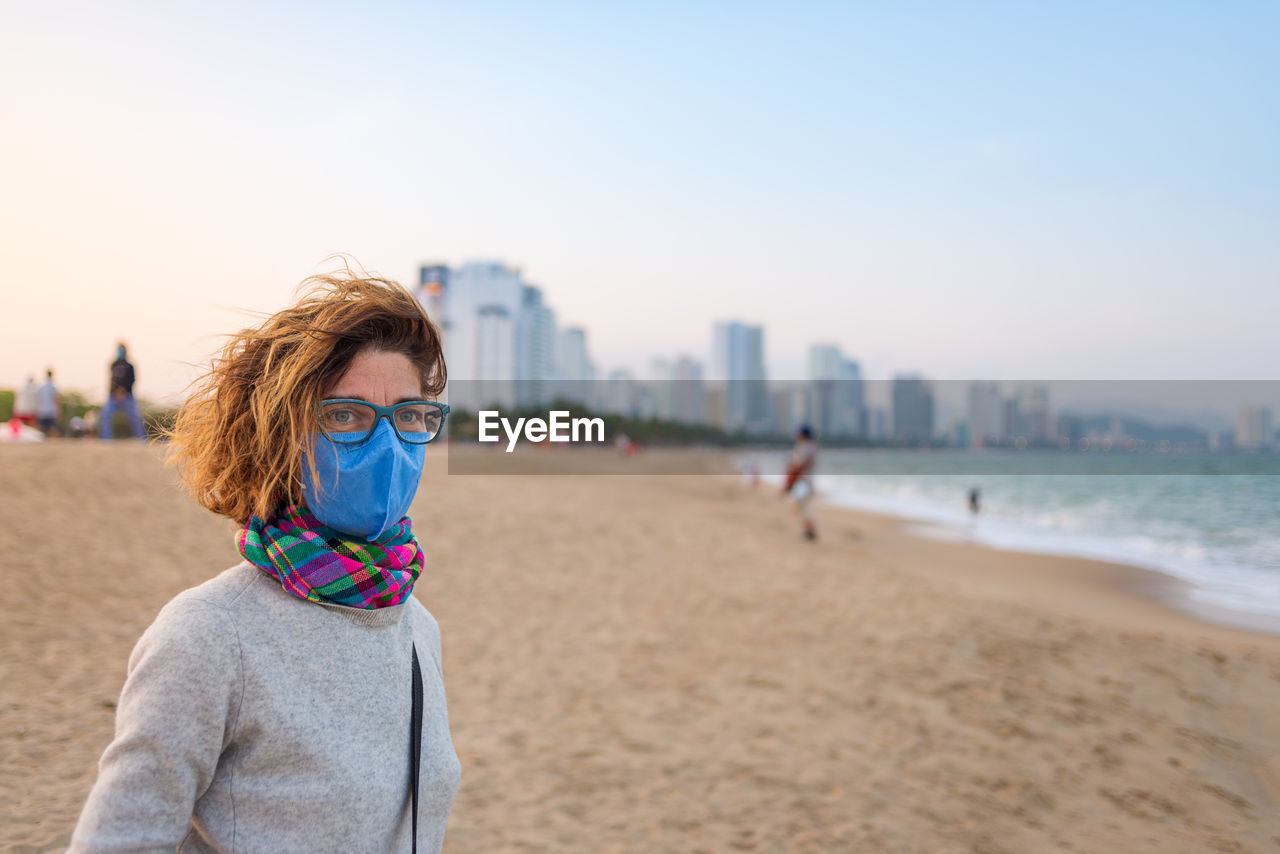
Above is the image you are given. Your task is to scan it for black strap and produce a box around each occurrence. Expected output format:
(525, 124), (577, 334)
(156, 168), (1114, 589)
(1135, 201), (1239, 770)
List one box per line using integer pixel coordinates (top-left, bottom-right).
(410, 644), (423, 854)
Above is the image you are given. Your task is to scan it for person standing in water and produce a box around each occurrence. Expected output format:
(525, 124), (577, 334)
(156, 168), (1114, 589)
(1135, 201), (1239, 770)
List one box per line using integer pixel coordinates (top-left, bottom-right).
(783, 424), (819, 541)
(968, 486), (981, 517)
(101, 343), (146, 439)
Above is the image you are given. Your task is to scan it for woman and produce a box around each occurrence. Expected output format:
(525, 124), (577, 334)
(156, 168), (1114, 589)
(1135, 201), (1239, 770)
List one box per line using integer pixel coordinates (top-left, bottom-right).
(71, 273), (461, 853)
(782, 424), (818, 541)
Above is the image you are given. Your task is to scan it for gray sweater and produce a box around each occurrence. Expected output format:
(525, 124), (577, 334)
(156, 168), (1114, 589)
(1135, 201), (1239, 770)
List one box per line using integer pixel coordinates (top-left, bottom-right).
(70, 562), (461, 853)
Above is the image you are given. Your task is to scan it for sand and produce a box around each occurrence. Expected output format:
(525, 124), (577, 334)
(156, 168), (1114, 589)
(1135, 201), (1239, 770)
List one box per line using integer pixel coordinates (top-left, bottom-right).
(2, 442), (1279, 853)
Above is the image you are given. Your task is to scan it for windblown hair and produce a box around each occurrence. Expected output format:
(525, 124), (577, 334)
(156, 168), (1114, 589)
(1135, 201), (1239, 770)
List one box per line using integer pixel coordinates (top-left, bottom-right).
(167, 272), (446, 524)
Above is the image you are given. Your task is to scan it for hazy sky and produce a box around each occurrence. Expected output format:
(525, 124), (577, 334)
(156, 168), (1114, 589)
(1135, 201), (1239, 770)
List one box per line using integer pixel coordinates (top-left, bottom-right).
(2, 0), (1277, 402)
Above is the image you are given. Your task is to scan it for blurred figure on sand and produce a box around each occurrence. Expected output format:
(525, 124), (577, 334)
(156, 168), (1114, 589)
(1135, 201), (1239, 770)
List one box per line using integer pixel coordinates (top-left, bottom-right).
(36, 369), (60, 436)
(71, 272), (459, 853)
(14, 376), (38, 427)
(101, 342), (145, 439)
(968, 486), (981, 517)
(782, 424), (818, 541)
(615, 432), (641, 456)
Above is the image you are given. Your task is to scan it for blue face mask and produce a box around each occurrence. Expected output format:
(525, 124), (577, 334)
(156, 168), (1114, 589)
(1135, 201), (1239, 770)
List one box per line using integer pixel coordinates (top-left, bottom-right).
(301, 419), (427, 541)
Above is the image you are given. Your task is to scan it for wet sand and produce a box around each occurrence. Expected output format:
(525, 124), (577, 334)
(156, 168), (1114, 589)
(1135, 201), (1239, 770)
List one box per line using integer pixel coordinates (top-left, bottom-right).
(2, 442), (1279, 852)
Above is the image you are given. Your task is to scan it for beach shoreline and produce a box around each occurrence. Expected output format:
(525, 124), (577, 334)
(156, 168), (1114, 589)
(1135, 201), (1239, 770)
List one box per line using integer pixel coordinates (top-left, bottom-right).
(451, 442), (1280, 641)
(732, 446), (1280, 631)
(814, 497), (1280, 645)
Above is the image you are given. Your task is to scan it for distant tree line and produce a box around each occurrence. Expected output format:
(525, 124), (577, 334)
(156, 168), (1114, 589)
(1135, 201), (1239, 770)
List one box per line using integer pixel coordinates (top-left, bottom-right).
(0, 388), (177, 439)
(448, 399), (838, 448)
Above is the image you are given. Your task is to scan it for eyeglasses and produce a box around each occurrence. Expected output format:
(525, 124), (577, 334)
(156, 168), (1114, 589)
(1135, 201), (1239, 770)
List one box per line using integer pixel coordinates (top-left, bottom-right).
(318, 398), (450, 445)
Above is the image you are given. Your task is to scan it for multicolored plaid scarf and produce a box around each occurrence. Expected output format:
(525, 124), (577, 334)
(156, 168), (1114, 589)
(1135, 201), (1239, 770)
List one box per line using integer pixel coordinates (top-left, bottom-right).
(237, 504), (423, 609)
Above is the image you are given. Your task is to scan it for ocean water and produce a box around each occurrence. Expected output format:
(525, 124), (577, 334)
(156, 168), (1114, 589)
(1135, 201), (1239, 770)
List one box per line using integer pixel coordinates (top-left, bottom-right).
(744, 449), (1280, 622)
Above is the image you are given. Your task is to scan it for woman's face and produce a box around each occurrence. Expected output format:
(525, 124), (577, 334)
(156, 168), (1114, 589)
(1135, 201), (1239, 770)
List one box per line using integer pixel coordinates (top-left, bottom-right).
(325, 347), (423, 405)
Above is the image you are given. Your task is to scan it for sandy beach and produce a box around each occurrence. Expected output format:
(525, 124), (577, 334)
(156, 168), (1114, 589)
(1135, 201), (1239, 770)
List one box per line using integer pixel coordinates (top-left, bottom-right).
(2, 441), (1279, 853)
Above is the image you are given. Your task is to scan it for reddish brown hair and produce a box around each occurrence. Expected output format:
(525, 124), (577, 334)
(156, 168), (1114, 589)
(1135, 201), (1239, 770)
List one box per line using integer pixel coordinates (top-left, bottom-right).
(167, 272), (446, 524)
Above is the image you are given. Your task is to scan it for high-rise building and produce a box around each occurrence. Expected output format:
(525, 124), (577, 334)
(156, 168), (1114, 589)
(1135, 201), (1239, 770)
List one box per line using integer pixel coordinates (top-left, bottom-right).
(603, 368), (637, 417)
(515, 286), (557, 408)
(1002, 396), (1023, 440)
(431, 262), (523, 410)
(416, 261), (589, 413)
(967, 382), (1002, 447)
(806, 344), (863, 437)
(1236, 406), (1275, 450)
(838, 359), (864, 435)
(415, 265), (451, 398)
(771, 386), (797, 437)
(892, 375), (934, 443)
(807, 345), (843, 383)
(1019, 384), (1053, 445)
(670, 356), (706, 425)
(554, 327), (596, 406)
(807, 344), (840, 437)
(417, 264), (449, 333)
(646, 358), (674, 421)
(474, 305), (514, 409)
(641, 356), (707, 424)
(866, 408), (888, 441)
(712, 321), (768, 432)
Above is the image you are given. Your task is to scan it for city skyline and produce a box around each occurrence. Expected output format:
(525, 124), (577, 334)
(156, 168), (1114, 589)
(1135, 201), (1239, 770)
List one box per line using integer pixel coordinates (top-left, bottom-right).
(413, 258), (1278, 447)
(7, 247), (1278, 446)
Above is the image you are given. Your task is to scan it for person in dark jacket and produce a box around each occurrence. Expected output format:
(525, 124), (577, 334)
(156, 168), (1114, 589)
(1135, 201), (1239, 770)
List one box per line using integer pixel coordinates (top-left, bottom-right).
(101, 343), (146, 439)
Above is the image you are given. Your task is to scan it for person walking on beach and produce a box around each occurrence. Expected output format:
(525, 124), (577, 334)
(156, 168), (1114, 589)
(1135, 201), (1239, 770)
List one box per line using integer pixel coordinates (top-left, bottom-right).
(101, 343), (146, 439)
(782, 424), (819, 541)
(14, 375), (38, 427)
(36, 369), (60, 436)
(71, 273), (459, 853)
